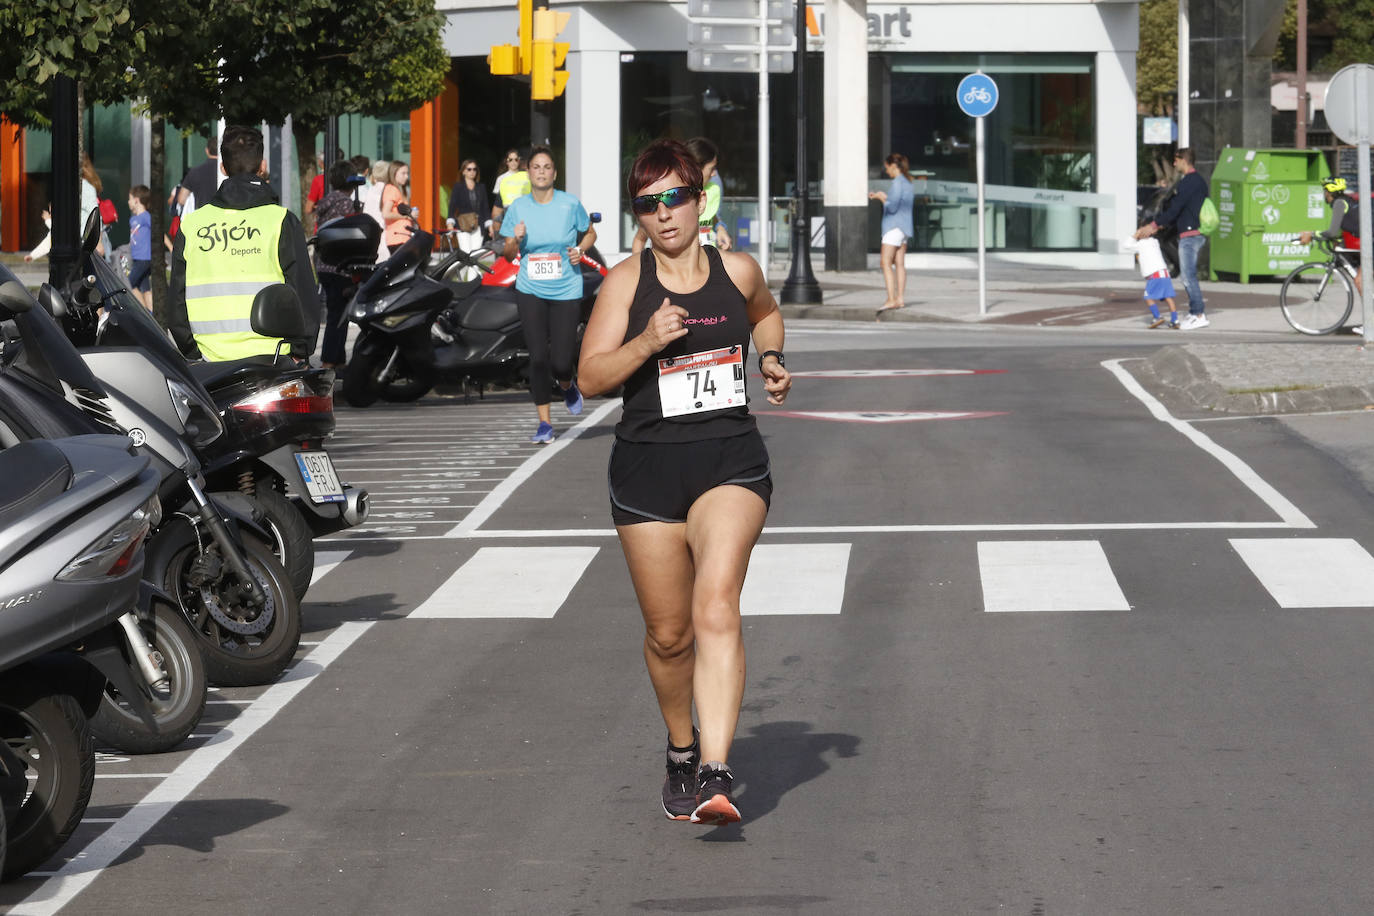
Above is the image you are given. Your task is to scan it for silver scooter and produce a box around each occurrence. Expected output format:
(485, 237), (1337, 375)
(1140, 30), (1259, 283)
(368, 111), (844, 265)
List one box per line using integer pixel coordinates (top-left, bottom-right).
(0, 432), (163, 881)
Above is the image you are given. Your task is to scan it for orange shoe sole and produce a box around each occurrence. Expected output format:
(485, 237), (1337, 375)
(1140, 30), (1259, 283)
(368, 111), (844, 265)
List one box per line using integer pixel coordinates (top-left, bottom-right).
(690, 794), (741, 825)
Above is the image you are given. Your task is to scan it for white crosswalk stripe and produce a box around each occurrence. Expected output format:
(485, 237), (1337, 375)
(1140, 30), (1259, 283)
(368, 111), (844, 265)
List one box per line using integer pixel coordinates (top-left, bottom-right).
(409, 546), (601, 618)
(978, 540), (1130, 612)
(1230, 537), (1374, 608)
(310, 550), (353, 586)
(740, 543), (850, 615)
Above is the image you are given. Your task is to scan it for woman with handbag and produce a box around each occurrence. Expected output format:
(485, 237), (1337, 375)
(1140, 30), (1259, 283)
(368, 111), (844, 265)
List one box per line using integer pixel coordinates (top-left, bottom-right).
(447, 159), (490, 252)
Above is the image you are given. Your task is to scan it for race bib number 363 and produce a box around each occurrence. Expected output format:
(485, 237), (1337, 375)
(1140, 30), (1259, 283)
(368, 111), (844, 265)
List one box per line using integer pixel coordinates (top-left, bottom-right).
(657, 346), (746, 418)
(526, 252), (563, 280)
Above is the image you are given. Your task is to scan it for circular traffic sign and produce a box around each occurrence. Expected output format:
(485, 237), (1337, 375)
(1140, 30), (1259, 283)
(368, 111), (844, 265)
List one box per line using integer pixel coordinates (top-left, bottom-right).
(1325, 63), (1374, 145)
(957, 72), (998, 118)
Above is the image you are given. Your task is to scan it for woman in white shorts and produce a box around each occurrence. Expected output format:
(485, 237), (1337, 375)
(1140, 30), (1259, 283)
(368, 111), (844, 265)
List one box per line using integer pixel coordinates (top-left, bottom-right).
(869, 153), (915, 313)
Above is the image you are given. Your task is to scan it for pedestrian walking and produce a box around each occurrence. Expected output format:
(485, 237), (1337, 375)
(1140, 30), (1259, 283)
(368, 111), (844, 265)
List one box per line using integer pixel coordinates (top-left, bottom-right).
(1124, 233), (1177, 328)
(870, 152), (914, 314)
(577, 138), (792, 826)
(1136, 147), (1209, 329)
(447, 158), (490, 251)
(362, 159), (391, 264)
(314, 159), (362, 368)
(126, 184), (154, 311)
(498, 146), (596, 443)
(380, 160), (415, 255)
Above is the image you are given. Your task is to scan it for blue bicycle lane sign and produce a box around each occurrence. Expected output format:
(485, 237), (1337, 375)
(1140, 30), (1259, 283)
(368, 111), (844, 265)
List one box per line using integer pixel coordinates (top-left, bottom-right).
(957, 72), (998, 118)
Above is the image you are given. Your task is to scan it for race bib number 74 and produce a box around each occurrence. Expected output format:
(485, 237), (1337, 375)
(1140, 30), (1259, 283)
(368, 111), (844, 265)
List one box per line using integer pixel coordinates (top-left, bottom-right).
(657, 345), (746, 418)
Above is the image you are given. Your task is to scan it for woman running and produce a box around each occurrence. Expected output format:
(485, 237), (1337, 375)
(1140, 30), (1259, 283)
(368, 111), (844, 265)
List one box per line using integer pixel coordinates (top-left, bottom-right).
(577, 139), (792, 825)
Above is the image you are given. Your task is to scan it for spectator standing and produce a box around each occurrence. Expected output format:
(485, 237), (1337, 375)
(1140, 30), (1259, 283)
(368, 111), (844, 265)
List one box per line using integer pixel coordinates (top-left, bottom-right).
(498, 146), (596, 443)
(380, 160), (415, 255)
(491, 152), (531, 238)
(179, 140), (220, 217)
(447, 159), (490, 251)
(870, 152), (914, 313)
(314, 160), (361, 368)
(127, 184), (154, 311)
(362, 159), (391, 264)
(1136, 147), (1208, 329)
(80, 154), (111, 257)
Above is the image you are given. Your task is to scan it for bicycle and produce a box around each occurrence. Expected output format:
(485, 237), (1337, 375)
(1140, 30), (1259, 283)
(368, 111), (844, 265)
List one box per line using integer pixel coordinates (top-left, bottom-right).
(1278, 237), (1360, 335)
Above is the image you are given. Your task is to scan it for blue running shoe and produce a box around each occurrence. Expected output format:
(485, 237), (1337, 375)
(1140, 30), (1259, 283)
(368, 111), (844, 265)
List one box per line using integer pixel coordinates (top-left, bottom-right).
(563, 383), (583, 416)
(530, 421), (555, 444)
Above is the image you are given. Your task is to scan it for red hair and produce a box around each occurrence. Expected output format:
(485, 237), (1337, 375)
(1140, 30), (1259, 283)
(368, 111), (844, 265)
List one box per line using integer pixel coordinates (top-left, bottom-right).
(627, 139), (704, 199)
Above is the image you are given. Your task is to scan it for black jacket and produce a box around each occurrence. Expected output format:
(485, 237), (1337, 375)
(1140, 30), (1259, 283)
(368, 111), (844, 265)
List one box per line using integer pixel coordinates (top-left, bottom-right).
(168, 174), (319, 360)
(1154, 170), (1207, 234)
(448, 180), (490, 225)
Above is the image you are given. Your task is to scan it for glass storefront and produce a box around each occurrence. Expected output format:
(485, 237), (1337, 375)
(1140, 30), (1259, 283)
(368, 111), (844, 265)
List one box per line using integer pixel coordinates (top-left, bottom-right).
(873, 53), (1096, 252)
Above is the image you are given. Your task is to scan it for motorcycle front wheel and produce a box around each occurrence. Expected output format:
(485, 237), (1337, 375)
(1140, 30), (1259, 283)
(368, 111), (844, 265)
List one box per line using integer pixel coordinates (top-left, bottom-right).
(0, 674), (95, 881)
(89, 604), (207, 755)
(343, 339), (432, 407)
(161, 532), (301, 688)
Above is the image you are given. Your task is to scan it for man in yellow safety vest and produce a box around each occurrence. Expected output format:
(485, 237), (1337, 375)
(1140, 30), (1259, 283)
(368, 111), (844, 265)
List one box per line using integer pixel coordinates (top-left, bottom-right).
(168, 125), (318, 362)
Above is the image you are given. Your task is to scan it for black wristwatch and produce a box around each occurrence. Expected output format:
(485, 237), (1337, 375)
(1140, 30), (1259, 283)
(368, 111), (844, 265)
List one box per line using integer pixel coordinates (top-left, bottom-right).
(758, 350), (785, 371)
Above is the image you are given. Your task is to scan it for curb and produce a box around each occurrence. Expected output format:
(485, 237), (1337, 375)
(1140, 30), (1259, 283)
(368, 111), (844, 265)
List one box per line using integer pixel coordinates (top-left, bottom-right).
(778, 304), (956, 323)
(1134, 345), (1374, 416)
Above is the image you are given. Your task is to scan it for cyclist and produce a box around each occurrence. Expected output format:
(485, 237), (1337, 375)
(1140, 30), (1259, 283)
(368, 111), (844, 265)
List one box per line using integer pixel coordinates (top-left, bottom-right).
(1299, 177), (1363, 334)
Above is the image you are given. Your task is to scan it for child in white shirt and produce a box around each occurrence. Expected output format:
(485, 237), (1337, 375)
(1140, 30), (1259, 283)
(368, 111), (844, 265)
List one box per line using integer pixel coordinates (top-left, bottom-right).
(1124, 235), (1178, 329)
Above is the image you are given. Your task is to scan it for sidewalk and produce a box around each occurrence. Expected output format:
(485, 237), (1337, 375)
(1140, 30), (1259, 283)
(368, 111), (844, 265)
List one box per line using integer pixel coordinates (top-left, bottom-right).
(773, 254), (1374, 415)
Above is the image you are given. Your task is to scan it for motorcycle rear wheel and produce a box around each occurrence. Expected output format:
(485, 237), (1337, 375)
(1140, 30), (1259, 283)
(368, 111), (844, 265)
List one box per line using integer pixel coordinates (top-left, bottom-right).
(89, 603), (207, 755)
(246, 484), (315, 603)
(0, 674), (95, 881)
(161, 533), (301, 687)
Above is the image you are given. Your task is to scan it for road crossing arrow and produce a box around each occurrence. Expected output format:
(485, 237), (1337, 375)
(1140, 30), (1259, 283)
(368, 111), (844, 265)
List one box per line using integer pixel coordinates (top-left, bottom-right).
(764, 410), (1007, 423)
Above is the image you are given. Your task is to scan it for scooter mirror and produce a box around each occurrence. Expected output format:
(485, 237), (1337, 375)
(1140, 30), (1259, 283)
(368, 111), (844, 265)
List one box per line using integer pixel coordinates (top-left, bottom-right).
(81, 208), (102, 255)
(250, 284), (307, 340)
(590, 212), (601, 224)
(0, 280), (33, 317)
(37, 284), (68, 319)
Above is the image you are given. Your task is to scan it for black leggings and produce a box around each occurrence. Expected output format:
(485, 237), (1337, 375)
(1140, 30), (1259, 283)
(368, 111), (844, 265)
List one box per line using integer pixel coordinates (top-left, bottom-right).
(515, 291), (580, 406)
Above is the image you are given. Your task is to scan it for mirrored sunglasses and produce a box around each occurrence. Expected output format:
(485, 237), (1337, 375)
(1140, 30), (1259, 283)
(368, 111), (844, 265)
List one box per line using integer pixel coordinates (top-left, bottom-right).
(631, 186), (701, 215)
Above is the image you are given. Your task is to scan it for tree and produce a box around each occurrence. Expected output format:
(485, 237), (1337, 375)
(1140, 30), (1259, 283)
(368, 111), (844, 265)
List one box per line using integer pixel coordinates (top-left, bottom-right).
(1136, 0), (1179, 184)
(214, 0), (449, 216)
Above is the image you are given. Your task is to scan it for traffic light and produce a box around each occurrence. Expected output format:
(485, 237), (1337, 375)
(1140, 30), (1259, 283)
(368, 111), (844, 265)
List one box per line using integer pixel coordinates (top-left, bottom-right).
(488, 0), (534, 76)
(531, 7), (571, 101)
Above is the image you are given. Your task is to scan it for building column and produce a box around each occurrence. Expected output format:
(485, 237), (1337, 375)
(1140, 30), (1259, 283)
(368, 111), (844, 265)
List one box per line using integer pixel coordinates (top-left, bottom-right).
(130, 110), (151, 188)
(1096, 48), (1138, 256)
(566, 47), (622, 254)
(0, 119), (24, 251)
(823, 0), (867, 271)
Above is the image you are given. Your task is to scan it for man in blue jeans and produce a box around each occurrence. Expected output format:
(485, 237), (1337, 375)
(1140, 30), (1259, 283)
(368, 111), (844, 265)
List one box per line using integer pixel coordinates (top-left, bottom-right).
(1135, 148), (1209, 329)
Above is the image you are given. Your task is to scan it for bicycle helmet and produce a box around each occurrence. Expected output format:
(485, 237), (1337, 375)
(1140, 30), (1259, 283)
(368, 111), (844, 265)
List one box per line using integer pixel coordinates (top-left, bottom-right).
(1321, 176), (1348, 194)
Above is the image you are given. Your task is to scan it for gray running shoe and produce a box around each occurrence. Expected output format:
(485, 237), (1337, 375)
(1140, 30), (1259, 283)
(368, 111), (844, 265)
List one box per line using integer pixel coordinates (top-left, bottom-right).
(662, 732), (699, 821)
(691, 762), (741, 825)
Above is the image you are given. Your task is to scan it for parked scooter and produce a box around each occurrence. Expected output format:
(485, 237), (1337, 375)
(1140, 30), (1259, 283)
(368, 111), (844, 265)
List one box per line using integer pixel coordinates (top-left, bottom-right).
(329, 214), (606, 408)
(0, 276), (208, 755)
(0, 428), (163, 880)
(5, 222), (302, 690)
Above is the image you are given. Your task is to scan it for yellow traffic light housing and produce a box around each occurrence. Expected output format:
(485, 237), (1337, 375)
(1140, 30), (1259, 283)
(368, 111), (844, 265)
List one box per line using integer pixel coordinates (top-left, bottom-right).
(531, 7), (571, 101)
(489, 0), (535, 77)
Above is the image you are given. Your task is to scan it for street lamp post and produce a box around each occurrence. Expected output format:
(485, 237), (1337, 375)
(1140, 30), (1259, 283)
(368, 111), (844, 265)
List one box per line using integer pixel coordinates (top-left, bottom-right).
(779, 0), (821, 305)
(49, 74), (79, 290)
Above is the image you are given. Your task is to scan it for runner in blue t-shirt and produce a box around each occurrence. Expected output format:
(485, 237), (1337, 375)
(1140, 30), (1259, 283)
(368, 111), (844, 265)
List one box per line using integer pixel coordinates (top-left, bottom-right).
(499, 146), (597, 443)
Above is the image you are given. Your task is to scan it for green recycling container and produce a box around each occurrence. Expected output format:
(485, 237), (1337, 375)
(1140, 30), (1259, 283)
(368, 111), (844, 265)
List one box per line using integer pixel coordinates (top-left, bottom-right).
(1210, 148), (1329, 282)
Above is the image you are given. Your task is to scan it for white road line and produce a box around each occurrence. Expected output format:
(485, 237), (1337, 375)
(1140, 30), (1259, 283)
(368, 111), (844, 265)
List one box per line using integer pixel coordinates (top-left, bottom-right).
(979, 540), (1130, 612)
(409, 546), (600, 618)
(448, 399), (621, 536)
(309, 550), (352, 586)
(92, 773), (175, 779)
(740, 544), (851, 615)
(1230, 538), (1374, 608)
(1103, 359), (1315, 529)
(15, 621), (375, 915)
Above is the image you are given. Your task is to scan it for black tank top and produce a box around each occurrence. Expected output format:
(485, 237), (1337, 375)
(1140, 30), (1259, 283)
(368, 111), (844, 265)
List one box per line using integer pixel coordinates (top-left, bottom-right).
(616, 247), (757, 443)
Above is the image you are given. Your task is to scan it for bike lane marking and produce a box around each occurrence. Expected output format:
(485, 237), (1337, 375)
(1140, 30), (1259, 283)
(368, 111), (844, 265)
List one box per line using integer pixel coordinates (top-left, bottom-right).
(12, 620), (376, 915)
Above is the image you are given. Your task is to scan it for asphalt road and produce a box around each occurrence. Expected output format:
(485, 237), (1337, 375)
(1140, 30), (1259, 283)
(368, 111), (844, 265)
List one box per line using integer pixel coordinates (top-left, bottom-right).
(5, 323), (1374, 915)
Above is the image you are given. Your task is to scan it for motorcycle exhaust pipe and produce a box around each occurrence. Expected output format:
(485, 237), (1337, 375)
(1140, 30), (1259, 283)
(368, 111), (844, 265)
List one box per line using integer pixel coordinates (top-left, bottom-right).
(342, 486), (369, 527)
(115, 611), (169, 690)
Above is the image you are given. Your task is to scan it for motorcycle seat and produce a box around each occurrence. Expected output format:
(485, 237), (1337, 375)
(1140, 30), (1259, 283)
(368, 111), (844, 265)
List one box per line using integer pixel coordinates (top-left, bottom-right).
(189, 354), (294, 390)
(0, 439), (71, 525)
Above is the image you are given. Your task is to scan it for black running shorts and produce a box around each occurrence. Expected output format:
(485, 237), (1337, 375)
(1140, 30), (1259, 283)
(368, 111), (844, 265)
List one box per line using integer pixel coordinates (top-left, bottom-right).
(608, 430), (772, 525)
